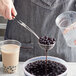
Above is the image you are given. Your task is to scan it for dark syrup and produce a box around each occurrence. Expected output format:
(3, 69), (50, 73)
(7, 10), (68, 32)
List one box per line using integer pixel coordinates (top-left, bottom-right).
(25, 36), (66, 76)
(25, 60), (66, 76)
(45, 49), (48, 76)
(39, 36), (55, 76)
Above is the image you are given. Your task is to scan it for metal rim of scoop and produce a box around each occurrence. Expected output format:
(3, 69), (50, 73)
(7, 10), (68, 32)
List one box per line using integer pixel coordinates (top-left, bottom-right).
(38, 41), (56, 50)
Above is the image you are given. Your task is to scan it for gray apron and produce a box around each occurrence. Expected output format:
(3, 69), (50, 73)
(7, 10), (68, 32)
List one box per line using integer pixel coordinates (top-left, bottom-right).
(4, 0), (76, 61)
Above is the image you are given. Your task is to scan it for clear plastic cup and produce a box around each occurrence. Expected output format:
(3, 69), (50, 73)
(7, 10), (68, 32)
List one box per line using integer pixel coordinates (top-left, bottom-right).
(0, 40), (21, 73)
(56, 11), (76, 47)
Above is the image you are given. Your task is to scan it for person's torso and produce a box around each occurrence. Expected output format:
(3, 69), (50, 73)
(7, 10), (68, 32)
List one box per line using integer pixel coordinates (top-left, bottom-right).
(4, 0), (76, 61)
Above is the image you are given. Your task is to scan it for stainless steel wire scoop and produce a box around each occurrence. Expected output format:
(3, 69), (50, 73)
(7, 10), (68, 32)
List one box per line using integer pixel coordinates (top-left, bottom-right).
(12, 14), (39, 39)
(38, 41), (55, 50)
(17, 20), (39, 39)
(12, 14), (55, 51)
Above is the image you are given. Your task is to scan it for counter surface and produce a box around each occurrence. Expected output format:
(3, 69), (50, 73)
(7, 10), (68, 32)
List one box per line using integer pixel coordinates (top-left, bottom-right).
(0, 62), (76, 76)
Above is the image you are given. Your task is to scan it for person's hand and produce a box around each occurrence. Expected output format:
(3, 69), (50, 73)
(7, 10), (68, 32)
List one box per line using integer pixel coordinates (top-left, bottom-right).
(0, 0), (17, 20)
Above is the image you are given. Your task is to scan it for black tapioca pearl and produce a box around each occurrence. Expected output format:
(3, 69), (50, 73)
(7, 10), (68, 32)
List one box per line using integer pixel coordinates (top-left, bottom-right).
(11, 69), (14, 72)
(25, 60), (66, 76)
(39, 36), (55, 45)
(9, 66), (11, 67)
(6, 67), (10, 69)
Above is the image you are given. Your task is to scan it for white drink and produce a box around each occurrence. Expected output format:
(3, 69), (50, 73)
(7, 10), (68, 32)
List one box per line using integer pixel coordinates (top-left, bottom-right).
(1, 44), (20, 73)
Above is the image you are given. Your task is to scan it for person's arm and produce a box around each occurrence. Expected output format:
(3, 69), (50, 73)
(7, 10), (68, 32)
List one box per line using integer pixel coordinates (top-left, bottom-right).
(0, 0), (17, 20)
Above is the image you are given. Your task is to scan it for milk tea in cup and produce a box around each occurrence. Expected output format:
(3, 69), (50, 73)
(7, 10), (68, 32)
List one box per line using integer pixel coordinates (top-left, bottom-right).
(0, 40), (21, 73)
